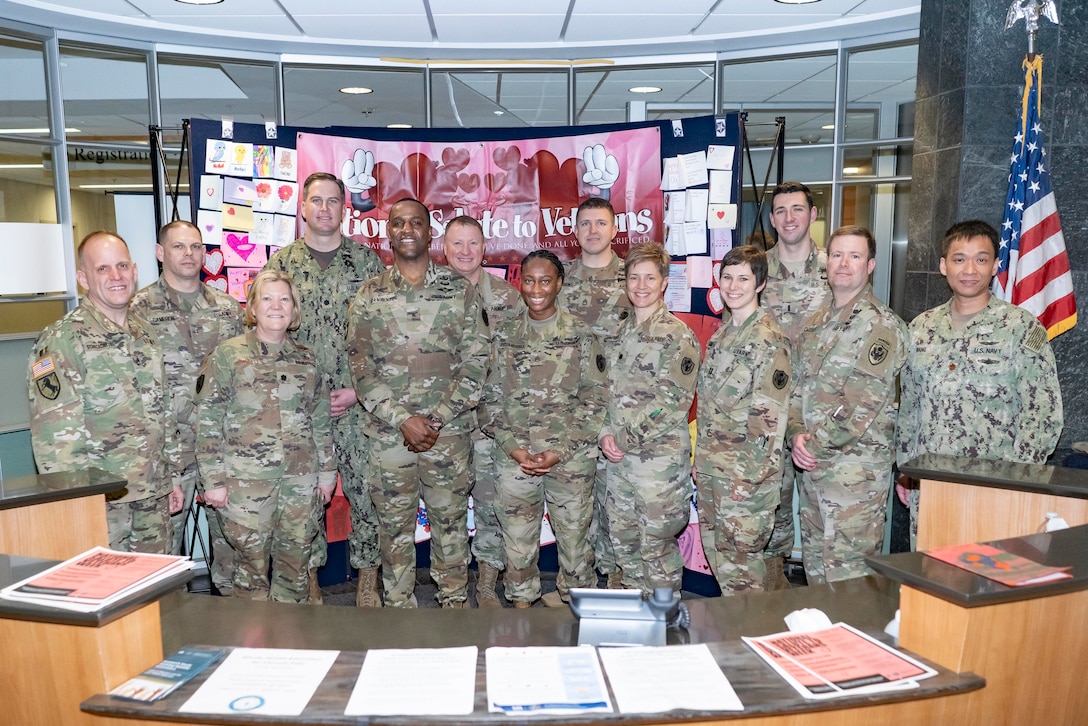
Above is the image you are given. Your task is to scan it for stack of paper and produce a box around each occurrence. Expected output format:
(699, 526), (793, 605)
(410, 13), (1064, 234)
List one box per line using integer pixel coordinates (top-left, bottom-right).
(743, 623), (937, 700)
(0, 546), (191, 613)
(925, 542), (1073, 586)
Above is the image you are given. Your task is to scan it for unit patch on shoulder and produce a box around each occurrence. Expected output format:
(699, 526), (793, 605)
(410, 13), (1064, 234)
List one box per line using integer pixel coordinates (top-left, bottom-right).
(773, 369), (789, 390)
(868, 337), (891, 366)
(597, 354), (606, 372)
(1023, 324), (1047, 354)
(681, 357), (695, 376)
(32, 356), (60, 401)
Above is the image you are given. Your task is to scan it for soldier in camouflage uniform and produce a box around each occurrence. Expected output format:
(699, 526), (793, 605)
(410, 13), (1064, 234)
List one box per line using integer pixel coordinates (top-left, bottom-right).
(347, 198), (489, 609)
(559, 196), (632, 592)
(896, 220), (1063, 546)
(442, 215), (524, 608)
(761, 181), (829, 589)
(788, 226), (907, 584)
(695, 246), (793, 594)
(28, 231), (182, 553)
(481, 250), (608, 607)
(599, 243), (699, 597)
(196, 270), (336, 603)
(130, 220), (244, 591)
(265, 172), (385, 606)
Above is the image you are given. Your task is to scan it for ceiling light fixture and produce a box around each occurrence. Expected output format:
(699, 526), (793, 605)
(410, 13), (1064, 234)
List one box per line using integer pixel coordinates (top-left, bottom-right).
(493, 110), (505, 116)
(821, 124), (835, 130)
(339, 87), (373, 95)
(79, 183), (190, 189)
(842, 167), (860, 175)
(0, 127), (81, 134)
(387, 123), (413, 129)
(629, 86), (662, 94)
(774, 0), (822, 4)
(175, 0), (224, 5)
(0, 164), (43, 169)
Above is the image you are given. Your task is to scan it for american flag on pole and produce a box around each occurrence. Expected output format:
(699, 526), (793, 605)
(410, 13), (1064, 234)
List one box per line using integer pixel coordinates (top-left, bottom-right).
(994, 55), (1077, 339)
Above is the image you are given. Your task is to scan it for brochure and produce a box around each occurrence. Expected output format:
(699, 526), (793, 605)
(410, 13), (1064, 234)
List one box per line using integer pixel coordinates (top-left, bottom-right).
(925, 542), (1073, 586)
(110, 646), (226, 702)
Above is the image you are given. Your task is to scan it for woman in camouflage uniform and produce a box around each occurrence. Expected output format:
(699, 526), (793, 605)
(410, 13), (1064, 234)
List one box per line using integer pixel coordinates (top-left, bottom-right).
(196, 270), (336, 603)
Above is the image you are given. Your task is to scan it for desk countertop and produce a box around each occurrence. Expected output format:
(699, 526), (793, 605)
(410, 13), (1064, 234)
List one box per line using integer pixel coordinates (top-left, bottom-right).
(80, 576), (983, 724)
(0, 467), (126, 510)
(900, 454), (1088, 499)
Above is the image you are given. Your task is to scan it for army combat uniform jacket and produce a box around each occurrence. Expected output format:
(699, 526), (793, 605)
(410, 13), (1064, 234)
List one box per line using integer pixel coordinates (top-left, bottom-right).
(195, 331), (336, 489)
(28, 302), (179, 503)
(763, 245), (829, 346)
(347, 262), (489, 438)
(130, 277), (244, 465)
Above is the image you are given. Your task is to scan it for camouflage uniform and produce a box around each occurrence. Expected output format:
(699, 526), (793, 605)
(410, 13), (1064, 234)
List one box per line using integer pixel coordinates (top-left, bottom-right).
(602, 302), (699, 595)
(897, 296), (1063, 544)
(130, 277), (244, 588)
(347, 262), (488, 607)
(194, 331), (336, 602)
(265, 236), (384, 573)
(468, 272), (524, 572)
(788, 286), (907, 583)
(28, 302), (179, 553)
(559, 251), (630, 578)
(480, 308), (607, 603)
(695, 309), (793, 594)
(762, 245), (829, 560)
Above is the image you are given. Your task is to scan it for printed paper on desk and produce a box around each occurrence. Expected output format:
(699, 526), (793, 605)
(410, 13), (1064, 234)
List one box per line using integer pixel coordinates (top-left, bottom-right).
(485, 647), (612, 715)
(706, 144), (735, 170)
(345, 646), (477, 715)
(709, 170), (733, 204)
(684, 189), (709, 223)
(179, 648), (337, 716)
(198, 175), (223, 211)
(708, 204), (737, 230)
(678, 150), (710, 187)
(599, 644), (743, 713)
(687, 256), (714, 289)
(660, 157), (684, 191)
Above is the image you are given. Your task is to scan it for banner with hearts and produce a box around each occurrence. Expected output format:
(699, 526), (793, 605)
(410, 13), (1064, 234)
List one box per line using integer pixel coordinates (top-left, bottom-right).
(296, 127), (663, 266)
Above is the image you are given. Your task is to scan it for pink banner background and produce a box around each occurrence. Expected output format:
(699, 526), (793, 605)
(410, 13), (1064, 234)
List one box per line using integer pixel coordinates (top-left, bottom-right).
(296, 129), (663, 264)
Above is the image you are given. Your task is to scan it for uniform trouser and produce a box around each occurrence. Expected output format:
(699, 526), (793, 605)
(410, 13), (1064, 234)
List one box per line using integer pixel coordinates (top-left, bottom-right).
(697, 473), (778, 595)
(797, 460), (891, 584)
(764, 460), (797, 558)
(106, 492), (172, 554)
(367, 433), (472, 607)
(604, 452), (691, 595)
(334, 412), (380, 571)
(218, 474), (319, 603)
(588, 456), (618, 575)
(495, 447), (597, 602)
(470, 435), (504, 571)
(171, 463), (198, 556)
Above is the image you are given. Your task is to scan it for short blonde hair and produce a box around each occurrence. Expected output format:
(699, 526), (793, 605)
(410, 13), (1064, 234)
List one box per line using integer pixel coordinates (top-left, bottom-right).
(244, 269), (302, 330)
(624, 242), (670, 278)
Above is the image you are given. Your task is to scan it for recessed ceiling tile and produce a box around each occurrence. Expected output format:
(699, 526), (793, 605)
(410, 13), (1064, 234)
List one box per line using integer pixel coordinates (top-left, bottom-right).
(435, 15), (567, 43)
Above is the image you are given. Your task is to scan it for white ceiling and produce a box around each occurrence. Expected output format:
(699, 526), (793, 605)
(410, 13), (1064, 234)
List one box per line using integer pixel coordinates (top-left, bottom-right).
(0, 0), (920, 59)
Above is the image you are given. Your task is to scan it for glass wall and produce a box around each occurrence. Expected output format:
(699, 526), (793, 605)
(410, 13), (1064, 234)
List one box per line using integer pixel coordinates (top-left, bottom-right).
(284, 66), (426, 129)
(432, 69), (568, 128)
(575, 63), (715, 126)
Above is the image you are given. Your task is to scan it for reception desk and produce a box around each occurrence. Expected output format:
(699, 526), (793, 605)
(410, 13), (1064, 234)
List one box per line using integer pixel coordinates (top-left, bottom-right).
(0, 468), (124, 559)
(902, 454), (1088, 550)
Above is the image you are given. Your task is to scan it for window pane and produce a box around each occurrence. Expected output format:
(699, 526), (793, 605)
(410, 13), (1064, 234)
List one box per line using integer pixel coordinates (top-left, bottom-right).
(284, 66), (425, 129)
(0, 139), (56, 223)
(842, 142), (913, 179)
(740, 183), (832, 250)
(746, 145), (834, 184)
(59, 43), (150, 143)
(839, 181), (911, 238)
(575, 64), (714, 126)
(721, 54), (837, 145)
(431, 70), (568, 128)
(158, 56), (277, 128)
(0, 33), (49, 139)
(846, 44), (917, 142)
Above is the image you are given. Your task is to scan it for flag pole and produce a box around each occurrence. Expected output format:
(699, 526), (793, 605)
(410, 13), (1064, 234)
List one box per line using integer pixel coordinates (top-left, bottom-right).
(1004, 0), (1060, 60)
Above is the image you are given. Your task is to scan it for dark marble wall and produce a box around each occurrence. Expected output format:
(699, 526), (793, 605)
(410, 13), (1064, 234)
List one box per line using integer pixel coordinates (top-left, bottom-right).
(910, 0), (1088, 454)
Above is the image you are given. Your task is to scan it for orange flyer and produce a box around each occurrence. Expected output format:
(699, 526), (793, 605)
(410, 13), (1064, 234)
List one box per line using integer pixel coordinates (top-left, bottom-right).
(6, 547), (188, 602)
(925, 542), (1072, 587)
